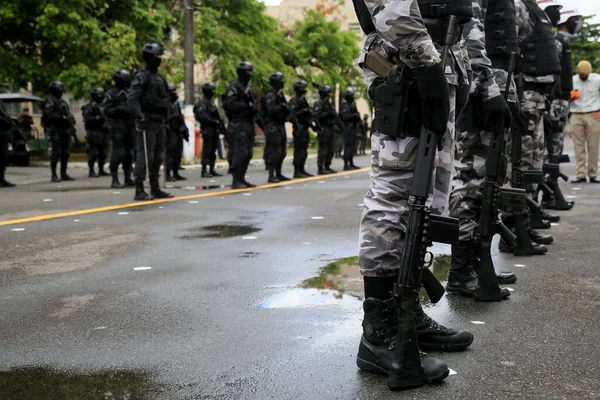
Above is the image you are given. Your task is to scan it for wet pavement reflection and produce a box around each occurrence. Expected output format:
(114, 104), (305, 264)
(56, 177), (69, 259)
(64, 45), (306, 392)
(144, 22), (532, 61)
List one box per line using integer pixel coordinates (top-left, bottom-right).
(262, 254), (452, 309)
(0, 366), (159, 400)
(179, 224), (261, 240)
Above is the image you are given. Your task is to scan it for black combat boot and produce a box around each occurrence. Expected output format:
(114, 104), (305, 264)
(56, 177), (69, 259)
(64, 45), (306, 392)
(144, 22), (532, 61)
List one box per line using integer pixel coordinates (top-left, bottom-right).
(111, 177), (124, 189)
(268, 168), (280, 183)
(150, 182), (174, 199)
(415, 301), (474, 351)
(166, 168), (177, 182)
(293, 166), (308, 179)
(528, 229), (553, 245)
(88, 165), (99, 178)
(317, 165), (329, 175)
(124, 172), (135, 187)
(210, 165), (223, 177)
(51, 163), (61, 183)
(350, 160), (360, 170)
(231, 172), (247, 189)
(501, 216), (548, 256)
(541, 210), (560, 223)
(173, 170), (187, 181)
(356, 297), (450, 390)
(276, 168), (291, 181)
(134, 182), (152, 201)
(98, 167), (110, 177)
(325, 166), (337, 174)
(301, 168), (314, 177)
(0, 169), (15, 188)
(343, 160), (352, 171)
(61, 168), (76, 181)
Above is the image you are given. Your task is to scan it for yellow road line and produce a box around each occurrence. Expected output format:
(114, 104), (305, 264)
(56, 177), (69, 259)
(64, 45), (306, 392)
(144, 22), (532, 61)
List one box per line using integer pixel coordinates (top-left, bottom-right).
(0, 168), (370, 227)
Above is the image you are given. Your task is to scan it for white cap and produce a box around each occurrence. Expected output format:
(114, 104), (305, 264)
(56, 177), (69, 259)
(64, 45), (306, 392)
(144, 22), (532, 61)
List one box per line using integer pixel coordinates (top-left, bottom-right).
(537, 0), (563, 11)
(559, 8), (582, 25)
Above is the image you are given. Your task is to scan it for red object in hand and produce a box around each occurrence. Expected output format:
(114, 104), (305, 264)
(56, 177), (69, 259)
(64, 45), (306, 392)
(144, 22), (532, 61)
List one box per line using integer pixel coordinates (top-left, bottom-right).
(570, 90), (581, 102)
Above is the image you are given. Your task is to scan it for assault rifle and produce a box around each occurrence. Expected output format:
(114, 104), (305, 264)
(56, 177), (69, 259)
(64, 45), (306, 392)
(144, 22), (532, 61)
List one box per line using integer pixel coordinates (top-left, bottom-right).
(364, 17), (461, 304)
(538, 156), (574, 211)
(474, 53), (525, 301)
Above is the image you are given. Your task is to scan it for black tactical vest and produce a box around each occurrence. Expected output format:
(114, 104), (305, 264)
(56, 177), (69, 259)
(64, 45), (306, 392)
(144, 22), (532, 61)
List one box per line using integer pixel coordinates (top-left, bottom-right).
(485, 0), (519, 69)
(352, 0), (376, 35)
(260, 89), (288, 124)
(418, 0), (473, 19)
(519, 0), (561, 76)
(140, 70), (170, 115)
(555, 33), (573, 99)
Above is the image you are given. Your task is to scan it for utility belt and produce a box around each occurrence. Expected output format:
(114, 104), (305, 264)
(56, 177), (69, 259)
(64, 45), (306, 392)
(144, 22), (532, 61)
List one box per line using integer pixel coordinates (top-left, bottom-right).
(522, 81), (554, 94)
(424, 20), (463, 45)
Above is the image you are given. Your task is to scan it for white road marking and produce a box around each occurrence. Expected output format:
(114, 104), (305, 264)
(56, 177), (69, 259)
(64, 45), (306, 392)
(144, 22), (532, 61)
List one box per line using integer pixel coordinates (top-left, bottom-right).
(73, 219), (80, 222)
(134, 266), (152, 271)
(189, 201), (199, 204)
(112, 192), (121, 194)
(93, 326), (108, 330)
(11, 228), (25, 232)
(311, 216), (324, 220)
(243, 193), (252, 196)
(471, 321), (486, 325)
(302, 242), (311, 245)
(43, 199), (52, 202)
(243, 236), (257, 240)
(514, 264), (526, 268)
(118, 212), (129, 215)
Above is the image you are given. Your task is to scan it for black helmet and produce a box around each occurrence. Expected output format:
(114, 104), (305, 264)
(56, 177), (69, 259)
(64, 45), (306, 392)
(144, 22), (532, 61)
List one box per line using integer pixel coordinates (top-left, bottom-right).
(90, 87), (104, 101)
(293, 80), (308, 92)
(343, 88), (355, 100)
(49, 81), (65, 91)
(167, 84), (177, 92)
(318, 85), (332, 96)
(142, 43), (164, 60)
(49, 81), (65, 98)
(269, 71), (285, 89)
(113, 69), (130, 82)
(236, 61), (254, 84)
(202, 82), (216, 91)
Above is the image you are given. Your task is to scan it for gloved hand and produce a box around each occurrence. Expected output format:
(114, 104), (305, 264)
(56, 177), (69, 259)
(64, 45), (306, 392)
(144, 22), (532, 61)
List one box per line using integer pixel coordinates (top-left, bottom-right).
(135, 117), (148, 131)
(482, 95), (512, 133)
(412, 63), (450, 135)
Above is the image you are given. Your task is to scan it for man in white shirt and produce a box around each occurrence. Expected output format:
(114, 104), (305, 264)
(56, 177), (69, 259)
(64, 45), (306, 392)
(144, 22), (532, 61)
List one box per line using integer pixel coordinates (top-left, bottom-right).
(570, 60), (600, 182)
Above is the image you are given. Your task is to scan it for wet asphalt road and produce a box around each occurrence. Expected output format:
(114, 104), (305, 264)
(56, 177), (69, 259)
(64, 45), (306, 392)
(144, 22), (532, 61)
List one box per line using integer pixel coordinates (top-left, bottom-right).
(1, 149), (600, 400)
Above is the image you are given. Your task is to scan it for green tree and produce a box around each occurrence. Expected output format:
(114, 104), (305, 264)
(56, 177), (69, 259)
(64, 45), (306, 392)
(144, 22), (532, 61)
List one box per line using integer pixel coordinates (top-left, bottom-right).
(194, 0), (296, 97)
(571, 16), (600, 72)
(0, 0), (176, 98)
(286, 0), (364, 103)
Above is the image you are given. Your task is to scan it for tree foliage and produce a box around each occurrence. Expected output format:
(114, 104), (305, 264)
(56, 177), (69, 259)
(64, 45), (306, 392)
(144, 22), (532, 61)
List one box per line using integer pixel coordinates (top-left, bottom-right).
(0, 0), (176, 98)
(571, 16), (600, 72)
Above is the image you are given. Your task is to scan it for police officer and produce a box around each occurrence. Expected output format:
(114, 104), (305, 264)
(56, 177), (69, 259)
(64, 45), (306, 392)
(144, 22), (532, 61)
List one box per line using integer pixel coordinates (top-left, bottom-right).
(289, 80), (314, 178)
(262, 72), (291, 183)
(43, 81), (77, 182)
(127, 43), (173, 201)
(82, 88), (109, 178)
(223, 61), (259, 189)
(194, 82), (224, 178)
(0, 103), (16, 188)
(357, 114), (370, 155)
(105, 69), (135, 189)
(353, 0), (475, 389)
(340, 88), (361, 170)
(166, 84), (189, 181)
(313, 85), (337, 175)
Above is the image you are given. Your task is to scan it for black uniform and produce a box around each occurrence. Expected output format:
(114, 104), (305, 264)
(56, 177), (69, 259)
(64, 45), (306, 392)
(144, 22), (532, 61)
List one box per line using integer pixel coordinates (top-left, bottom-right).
(357, 116), (369, 155)
(43, 94), (76, 181)
(166, 99), (189, 179)
(128, 69), (170, 187)
(105, 85), (135, 187)
(313, 97), (337, 173)
(194, 97), (222, 175)
(0, 104), (16, 187)
(289, 95), (313, 176)
(223, 79), (258, 187)
(340, 98), (361, 169)
(261, 89), (290, 179)
(82, 99), (108, 176)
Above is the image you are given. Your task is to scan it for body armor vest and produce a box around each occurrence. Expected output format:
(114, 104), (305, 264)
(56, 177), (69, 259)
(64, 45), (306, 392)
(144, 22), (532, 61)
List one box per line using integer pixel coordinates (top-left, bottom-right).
(418, 0), (473, 19)
(289, 96), (312, 126)
(140, 70), (169, 115)
(485, 0), (519, 69)
(260, 89), (289, 124)
(555, 33), (573, 99)
(519, 0), (561, 76)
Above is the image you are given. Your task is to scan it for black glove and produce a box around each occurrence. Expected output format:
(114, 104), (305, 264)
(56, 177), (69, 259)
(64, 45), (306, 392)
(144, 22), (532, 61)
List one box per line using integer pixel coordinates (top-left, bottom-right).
(483, 95), (512, 133)
(135, 117), (148, 131)
(412, 63), (449, 135)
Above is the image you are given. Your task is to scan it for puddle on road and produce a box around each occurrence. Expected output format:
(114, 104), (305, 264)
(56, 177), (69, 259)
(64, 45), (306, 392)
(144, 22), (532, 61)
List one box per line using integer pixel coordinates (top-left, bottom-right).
(261, 254), (451, 309)
(179, 224), (261, 240)
(0, 366), (158, 400)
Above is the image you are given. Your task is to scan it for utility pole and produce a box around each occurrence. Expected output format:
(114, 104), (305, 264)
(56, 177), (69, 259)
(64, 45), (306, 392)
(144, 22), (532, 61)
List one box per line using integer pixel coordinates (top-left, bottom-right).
(182, 0), (196, 164)
(183, 0), (194, 105)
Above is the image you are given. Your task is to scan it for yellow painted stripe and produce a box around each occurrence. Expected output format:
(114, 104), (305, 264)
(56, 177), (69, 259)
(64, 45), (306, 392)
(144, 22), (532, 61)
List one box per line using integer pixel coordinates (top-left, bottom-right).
(0, 168), (370, 227)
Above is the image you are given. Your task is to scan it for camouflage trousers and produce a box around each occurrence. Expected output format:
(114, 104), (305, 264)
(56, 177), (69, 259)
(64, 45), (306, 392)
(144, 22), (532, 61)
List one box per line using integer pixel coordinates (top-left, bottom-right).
(519, 90), (546, 195)
(358, 86), (457, 277)
(548, 99), (569, 158)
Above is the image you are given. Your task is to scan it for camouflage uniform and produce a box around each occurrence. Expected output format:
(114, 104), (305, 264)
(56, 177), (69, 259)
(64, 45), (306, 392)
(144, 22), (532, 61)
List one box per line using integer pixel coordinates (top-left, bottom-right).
(515, 0), (555, 194)
(449, 0), (514, 241)
(358, 0), (470, 277)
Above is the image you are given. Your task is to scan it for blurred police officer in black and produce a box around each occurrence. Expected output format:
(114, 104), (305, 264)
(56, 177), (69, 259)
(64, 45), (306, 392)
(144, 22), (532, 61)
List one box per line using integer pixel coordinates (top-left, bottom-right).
(223, 61), (259, 189)
(194, 82), (224, 178)
(262, 72), (291, 183)
(289, 80), (314, 178)
(166, 84), (189, 181)
(82, 88), (109, 178)
(313, 85), (337, 174)
(127, 43), (173, 200)
(105, 69), (135, 188)
(0, 103), (16, 187)
(340, 88), (361, 171)
(43, 81), (77, 182)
